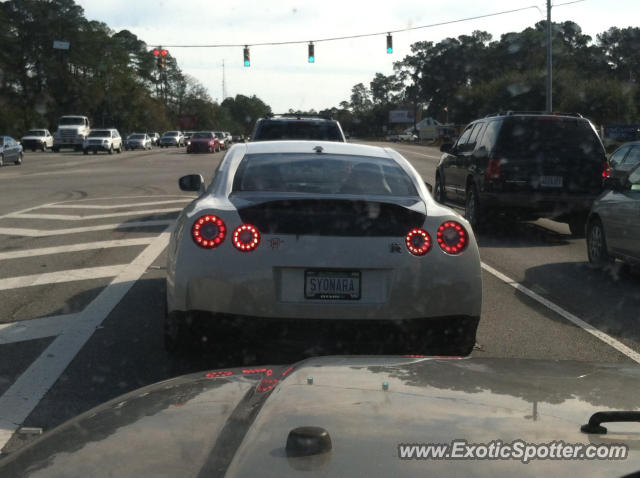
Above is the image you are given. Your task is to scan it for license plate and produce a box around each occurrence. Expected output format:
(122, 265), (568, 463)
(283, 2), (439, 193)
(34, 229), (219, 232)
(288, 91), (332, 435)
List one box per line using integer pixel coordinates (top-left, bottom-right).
(540, 176), (563, 188)
(304, 270), (361, 300)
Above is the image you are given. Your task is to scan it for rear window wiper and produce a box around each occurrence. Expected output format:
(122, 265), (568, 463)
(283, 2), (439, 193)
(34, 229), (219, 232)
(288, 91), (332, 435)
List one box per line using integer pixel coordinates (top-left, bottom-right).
(581, 411), (640, 434)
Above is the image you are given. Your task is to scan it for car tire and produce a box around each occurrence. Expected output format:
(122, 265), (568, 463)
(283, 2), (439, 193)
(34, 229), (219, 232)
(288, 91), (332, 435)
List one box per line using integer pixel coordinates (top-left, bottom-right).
(52, 147), (59, 153)
(0, 154), (4, 167)
(568, 215), (587, 238)
(83, 149), (88, 155)
(41, 144), (46, 152)
(93, 150), (98, 155)
(587, 218), (613, 266)
(15, 152), (23, 165)
(164, 310), (201, 356)
(465, 184), (484, 232)
(434, 173), (446, 203)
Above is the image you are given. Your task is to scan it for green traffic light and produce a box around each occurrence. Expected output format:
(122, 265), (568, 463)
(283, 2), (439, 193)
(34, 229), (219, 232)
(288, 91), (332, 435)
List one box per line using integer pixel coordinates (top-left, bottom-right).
(308, 56), (315, 63)
(244, 60), (250, 67)
(387, 47), (393, 54)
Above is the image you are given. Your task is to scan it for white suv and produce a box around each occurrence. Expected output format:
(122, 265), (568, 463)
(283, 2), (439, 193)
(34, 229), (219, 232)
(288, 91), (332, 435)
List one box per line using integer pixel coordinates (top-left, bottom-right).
(83, 129), (123, 155)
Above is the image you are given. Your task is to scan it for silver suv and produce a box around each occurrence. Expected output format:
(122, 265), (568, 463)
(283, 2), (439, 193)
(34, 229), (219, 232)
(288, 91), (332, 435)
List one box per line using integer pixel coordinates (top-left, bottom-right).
(83, 129), (123, 155)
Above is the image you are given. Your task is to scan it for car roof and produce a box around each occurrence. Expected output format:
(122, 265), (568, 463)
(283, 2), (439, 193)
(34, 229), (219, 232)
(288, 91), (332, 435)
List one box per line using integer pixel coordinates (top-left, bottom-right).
(259, 116), (337, 123)
(243, 140), (392, 158)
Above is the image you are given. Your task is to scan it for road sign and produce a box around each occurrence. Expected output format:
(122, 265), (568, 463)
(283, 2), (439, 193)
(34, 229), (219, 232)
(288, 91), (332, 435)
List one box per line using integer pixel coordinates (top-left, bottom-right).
(53, 41), (70, 50)
(389, 110), (415, 123)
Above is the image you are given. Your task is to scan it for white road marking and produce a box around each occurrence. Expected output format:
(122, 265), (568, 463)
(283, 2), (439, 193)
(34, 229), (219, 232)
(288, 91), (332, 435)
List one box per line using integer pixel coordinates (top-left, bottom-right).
(393, 147), (441, 160)
(481, 262), (640, 364)
(0, 314), (77, 345)
(0, 219), (173, 237)
(55, 194), (192, 204)
(41, 199), (191, 210)
(0, 265), (127, 291)
(0, 227), (172, 450)
(6, 207), (181, 221)
(0, 238), (154, 261)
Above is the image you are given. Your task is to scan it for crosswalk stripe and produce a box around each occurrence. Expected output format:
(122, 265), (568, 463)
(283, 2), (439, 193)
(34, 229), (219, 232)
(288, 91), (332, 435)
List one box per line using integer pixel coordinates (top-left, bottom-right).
(0, 238), (155, 261)
(6, 207), (181, 221)
(0, 219), (173, 237)
(0, 314), (77, 345)
(41, 199), (192, 210)
(0, 227), (172, 450)
(0, 265), (127, 291)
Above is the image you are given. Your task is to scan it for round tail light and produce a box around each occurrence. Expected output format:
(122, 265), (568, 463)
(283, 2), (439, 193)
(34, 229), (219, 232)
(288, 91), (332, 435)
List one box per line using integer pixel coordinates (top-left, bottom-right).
(232, 224), (260, 252)
(192, 215), (226, 248)
(437, 221), (468, 254)
(405, 228), (432, 256)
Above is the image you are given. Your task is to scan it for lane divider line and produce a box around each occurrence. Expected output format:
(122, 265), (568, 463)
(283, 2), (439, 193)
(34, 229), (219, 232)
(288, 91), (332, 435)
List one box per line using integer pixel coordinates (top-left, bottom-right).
(0, 226), (172, 451)
(481, 262), (640, 364)
(40, 199), (192, 210)
(0, 220), (173, 237)
(0, 238), (154, 261)
(0, 265), (128, 291)
(0, 314), (78, 345)
(6, 207), (182, 221)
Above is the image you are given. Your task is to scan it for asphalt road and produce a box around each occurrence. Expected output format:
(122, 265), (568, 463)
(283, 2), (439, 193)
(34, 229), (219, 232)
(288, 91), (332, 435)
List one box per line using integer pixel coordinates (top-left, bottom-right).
(0, 141), (638, 455)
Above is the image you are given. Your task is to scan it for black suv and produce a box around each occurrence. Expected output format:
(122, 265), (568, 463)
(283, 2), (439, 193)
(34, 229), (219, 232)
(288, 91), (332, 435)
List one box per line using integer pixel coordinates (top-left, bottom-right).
(250, 116), (346, 142)
(434, 112), (607, 236)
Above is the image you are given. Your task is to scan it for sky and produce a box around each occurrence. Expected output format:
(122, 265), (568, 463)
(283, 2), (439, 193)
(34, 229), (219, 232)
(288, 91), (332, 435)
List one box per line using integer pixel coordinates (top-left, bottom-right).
(74, 0), (639, 112)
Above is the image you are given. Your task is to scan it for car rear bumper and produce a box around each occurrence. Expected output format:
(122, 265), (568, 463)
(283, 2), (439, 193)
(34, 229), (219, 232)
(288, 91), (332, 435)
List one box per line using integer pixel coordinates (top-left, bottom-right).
(84, 145), (110, 152)
(22, 140), (46, 149)
(480, 191), (598, 218)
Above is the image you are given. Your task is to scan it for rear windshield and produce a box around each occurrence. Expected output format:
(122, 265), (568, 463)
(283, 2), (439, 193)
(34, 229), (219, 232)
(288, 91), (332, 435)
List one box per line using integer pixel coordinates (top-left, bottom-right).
(254, 121), (342, 141)
(193, 132), (213, 139)
(59, 117), (85, 126)
(497, 117), (604, 158)
(129, 134), (145, 139)
(232, 153), (417, 196)
(163, 131), (179, 137)
(26, 130), (46, 136)
(88, 130), (111, 137)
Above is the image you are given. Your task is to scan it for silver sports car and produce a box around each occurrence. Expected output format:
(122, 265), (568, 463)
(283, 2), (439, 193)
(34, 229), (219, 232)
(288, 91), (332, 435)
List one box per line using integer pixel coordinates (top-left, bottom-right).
(166, 141), (482, 355)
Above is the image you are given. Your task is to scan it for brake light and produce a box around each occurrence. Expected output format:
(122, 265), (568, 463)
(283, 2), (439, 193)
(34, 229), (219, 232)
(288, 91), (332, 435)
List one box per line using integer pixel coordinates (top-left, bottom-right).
(602, 161), (611, 178)
(192, 215), (226, 248)
(405, 228), (432, 256)
(437, 221), (468, 254)
(232, 224), (261, 252)
(486, 158), (501, 179)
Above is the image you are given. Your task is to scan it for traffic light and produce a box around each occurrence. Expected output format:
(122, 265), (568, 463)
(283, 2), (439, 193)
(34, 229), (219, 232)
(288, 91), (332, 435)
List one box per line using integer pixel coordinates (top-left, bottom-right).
(308, 42), (315, 63)
(243, 46), (250, 67)
(153, 48), (168, 69)
(387, 34), (393, 54)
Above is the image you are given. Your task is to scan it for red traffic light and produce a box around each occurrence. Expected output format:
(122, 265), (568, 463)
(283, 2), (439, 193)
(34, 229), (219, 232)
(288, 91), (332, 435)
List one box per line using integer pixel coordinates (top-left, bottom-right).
(152, 49), (160, 56)
(161, 49), (168, 57)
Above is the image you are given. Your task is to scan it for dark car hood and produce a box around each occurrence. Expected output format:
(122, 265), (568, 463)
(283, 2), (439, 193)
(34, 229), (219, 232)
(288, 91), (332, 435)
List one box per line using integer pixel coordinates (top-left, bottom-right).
(2, 357), (640, 477)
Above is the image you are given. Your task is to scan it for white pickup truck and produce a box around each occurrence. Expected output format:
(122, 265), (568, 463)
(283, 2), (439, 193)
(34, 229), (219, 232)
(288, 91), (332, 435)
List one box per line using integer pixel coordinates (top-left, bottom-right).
(386, 132), (418, 142)
(53, 115), (91, 152)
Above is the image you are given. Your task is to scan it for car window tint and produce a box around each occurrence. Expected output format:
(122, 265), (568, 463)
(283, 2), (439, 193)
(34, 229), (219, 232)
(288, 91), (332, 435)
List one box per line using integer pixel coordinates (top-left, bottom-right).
(469, 122), (487, 151)
(628, 167), (640, 187)
(609, 146), (631, 166)
(233, 153), (417, 196)
(497, 117), (603, 159)
(621, 146), (640, 168)
(455, 124), (474, 148)
(256, 122), (341, 141)
(478, 120), (500, 152)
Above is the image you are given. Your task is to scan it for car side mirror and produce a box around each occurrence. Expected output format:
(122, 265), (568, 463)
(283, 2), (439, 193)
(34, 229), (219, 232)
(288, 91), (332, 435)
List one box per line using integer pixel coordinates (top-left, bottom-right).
(603, 176), (624, 192)
(440, 143), (453, 153)
(179, 174), (205, 193)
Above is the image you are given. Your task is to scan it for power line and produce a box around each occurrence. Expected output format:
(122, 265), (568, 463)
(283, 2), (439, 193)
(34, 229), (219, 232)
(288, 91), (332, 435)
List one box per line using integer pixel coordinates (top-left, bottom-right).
(149, 1), (586, 49)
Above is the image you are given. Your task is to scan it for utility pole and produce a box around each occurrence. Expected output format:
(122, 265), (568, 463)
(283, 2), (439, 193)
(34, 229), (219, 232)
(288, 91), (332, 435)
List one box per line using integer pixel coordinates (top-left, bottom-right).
(546, 0), (553, 113)
(222, 60), (227, 101)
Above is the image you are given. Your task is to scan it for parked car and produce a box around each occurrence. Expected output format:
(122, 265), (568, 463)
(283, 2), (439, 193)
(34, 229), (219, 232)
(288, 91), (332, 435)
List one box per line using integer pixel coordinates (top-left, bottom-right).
(82, 128), (123, 155)
(186, 131), (221, 153)
(0, 136), (23, 166)
(160, 131), (184, 147)
(386, 132), (418, 142)
(250, 116), (346, 142)
(124, 133), (152, 150)
(224, 131), (233, 144)
(586, 163), (640, 267)
(167, 141), (482, 356)
(606, 141), (640, 180)
(21, 129), (53, 151)
(434, 112), (607, 236)
(147, 132), (160, 146)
